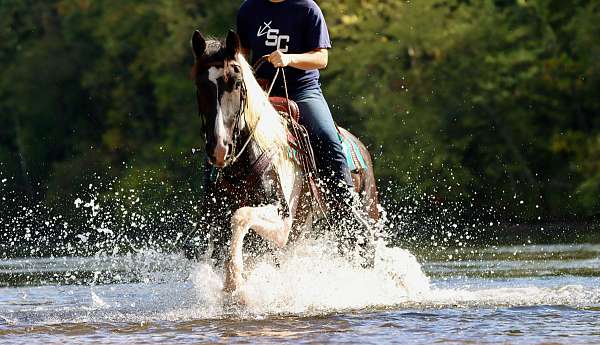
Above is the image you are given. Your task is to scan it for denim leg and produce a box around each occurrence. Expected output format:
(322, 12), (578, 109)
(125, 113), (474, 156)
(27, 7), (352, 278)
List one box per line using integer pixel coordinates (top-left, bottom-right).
(292, 88), (354, 188)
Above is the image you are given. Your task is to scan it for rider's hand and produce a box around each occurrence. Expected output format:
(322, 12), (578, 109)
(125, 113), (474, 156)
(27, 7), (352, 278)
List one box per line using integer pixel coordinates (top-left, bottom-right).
(268, 50), (292, 68)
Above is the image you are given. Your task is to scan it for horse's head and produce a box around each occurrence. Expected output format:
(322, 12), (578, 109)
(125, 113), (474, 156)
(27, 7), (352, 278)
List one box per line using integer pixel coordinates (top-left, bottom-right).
(191, 30), (246, 168)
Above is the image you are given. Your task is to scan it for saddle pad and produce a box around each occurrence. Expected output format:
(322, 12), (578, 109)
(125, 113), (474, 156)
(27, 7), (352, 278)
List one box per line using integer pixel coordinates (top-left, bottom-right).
(339, 132), (368, 173)
(281, 117), (367, 174)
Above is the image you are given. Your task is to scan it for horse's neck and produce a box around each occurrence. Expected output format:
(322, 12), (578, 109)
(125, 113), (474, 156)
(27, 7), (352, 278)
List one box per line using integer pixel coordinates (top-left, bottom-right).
(243, 136), (263, 165)
(224, 130), (265, 172)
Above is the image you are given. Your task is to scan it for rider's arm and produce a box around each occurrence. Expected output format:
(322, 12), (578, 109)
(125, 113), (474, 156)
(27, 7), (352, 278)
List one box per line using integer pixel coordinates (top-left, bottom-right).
(268, 48), (328, 70)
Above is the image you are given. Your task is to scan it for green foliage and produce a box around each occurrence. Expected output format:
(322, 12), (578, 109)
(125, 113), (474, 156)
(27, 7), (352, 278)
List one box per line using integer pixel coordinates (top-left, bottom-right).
(322, 0), (600, 219)
(0, 0), (599, 235)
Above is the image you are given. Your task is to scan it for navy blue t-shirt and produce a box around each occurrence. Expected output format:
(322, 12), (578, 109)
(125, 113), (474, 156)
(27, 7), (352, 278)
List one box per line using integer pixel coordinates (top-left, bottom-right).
(236, 0), (331, 95)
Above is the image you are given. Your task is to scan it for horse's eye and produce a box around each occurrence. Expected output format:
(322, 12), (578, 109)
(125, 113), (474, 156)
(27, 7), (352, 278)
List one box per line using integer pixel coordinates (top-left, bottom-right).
(232, 64), (241, 74)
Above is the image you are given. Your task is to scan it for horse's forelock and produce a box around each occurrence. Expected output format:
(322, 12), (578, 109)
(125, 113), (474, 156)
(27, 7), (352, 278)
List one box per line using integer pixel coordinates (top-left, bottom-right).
(190, 39), (226, 80)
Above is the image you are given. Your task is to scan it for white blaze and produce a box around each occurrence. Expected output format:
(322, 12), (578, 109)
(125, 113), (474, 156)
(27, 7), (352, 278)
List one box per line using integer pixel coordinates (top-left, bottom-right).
(207, 67), (227, 142)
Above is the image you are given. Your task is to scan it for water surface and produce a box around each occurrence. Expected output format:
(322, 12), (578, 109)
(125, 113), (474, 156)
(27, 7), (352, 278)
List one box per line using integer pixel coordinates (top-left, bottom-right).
(1, 243), (599, 344)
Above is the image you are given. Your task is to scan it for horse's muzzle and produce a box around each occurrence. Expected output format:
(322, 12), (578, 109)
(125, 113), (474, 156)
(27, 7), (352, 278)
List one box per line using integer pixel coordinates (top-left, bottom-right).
(211, 139), (229, 168)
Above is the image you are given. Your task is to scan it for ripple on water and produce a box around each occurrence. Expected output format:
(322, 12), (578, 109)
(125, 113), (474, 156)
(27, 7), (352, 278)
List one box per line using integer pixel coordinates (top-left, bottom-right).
(0, 243), (599, 344)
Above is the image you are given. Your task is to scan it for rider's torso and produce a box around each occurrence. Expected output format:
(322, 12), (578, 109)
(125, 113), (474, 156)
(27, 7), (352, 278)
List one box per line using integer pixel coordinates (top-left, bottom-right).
(237, 0), (331, 95)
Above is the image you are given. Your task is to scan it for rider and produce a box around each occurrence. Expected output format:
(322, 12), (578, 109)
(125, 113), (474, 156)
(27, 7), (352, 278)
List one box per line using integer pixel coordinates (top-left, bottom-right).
(236, 0), (358, 213)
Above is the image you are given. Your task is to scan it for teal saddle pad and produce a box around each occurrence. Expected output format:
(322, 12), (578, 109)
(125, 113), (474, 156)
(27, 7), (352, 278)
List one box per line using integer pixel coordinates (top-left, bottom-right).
(339, 133), (368, 172)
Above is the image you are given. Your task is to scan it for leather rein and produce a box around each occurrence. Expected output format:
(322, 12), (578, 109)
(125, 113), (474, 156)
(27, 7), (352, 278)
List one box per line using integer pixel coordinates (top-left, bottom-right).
(201, 55), (286, 170)
(197, 54), (329, 224)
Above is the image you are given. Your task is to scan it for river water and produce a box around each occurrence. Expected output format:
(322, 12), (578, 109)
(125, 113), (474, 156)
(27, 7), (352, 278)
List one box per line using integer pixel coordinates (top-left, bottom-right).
(1, 241), (599, 344)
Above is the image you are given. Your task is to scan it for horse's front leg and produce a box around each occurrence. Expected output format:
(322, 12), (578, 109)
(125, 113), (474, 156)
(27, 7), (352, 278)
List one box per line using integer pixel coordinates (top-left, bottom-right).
(224, 204), (292, 293)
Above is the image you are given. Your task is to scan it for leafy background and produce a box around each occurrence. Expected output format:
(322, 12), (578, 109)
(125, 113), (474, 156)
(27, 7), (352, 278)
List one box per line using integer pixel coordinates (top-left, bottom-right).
(1, 0), (599, 256)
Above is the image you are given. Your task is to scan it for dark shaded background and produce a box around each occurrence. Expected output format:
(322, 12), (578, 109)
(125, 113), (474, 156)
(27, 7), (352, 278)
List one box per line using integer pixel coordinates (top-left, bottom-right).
(1, 0), (599, 257)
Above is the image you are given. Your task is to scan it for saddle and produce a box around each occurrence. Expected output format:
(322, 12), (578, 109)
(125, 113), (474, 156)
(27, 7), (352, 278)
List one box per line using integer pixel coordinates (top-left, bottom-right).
(269, 96), (300, 123)
(268, 96), (367, 174)
(256, 69), (366, 217)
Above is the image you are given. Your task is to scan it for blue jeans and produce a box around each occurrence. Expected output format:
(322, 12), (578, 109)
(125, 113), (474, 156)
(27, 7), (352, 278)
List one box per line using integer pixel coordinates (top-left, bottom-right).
(291, 87), (354, 189)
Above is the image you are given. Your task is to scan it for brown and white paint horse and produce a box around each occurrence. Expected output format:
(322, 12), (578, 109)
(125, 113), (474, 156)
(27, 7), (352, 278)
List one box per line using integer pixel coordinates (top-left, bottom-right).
(190, 30), (379, 293)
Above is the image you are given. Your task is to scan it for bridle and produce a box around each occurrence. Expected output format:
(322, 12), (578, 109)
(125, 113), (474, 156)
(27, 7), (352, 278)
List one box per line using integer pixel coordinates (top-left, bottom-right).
(198, 55), (286, 169)
(197, 59), (251, 168)
(193, 54), (331, 227)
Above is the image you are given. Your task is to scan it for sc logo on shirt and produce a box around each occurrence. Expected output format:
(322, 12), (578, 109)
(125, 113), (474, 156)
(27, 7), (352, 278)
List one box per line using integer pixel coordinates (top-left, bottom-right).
(257, 22), (289, 52)
(265, 29), (289, 52)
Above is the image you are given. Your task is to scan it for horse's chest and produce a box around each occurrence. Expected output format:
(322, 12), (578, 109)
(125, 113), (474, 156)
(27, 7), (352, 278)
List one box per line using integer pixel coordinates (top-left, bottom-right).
(218, 166), (278, 208)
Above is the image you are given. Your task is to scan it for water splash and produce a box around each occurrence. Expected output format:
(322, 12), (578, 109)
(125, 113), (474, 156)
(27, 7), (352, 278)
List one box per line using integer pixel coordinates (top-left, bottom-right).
(0, 245), (599, 328)
(90, 289), (109, 309)
(1, 171), (599, 326)
(187, 238), (429, 316)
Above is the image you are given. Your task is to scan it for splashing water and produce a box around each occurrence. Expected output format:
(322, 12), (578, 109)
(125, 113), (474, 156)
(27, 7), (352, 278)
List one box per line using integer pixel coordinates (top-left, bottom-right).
(2, 176), (600, 343)
(0, 243), (599, 344)
(188, 238), (430, 316)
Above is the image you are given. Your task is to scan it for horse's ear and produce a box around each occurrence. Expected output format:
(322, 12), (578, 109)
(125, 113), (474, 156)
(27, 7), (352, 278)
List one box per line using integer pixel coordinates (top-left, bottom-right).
(191, 30), (206, 58)
(225, 29), (240, 58)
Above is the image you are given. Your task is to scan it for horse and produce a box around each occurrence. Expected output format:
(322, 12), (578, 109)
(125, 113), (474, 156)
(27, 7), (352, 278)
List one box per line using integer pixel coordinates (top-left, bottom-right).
(189, 30), (380, 293)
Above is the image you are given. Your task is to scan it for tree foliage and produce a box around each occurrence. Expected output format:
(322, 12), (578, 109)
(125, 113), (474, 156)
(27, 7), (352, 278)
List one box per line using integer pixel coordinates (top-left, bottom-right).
(0, 0), (599, 234)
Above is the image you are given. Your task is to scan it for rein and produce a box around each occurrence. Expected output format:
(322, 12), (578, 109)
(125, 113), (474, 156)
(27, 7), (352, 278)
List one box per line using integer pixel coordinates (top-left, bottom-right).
(185, 51), (331, 250)
(203, 56), (278, 168)
(220, 55), (284, 167)
(253, 56), (330, 223)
